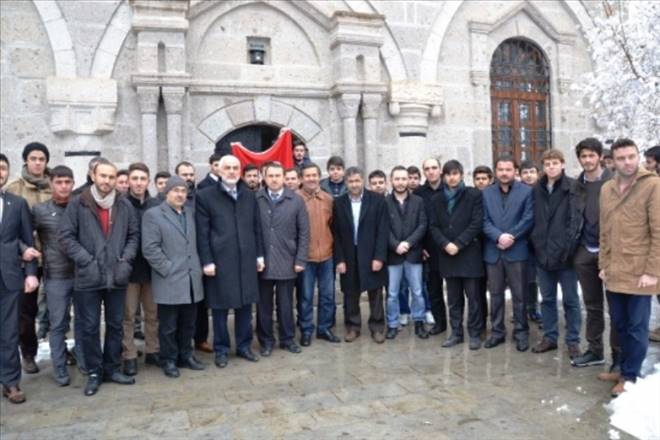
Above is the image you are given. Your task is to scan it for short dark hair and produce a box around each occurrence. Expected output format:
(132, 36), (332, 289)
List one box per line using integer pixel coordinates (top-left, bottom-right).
(494, 154), (518, 169)
(284, 167), (300, 177)
(519, 160), (539, 172)
(390, 165), (408, 178)
(243, 163), (259, 175)
(326, 156), (345, 170)
(93, 157), (116, 173)
(644, 146), (660, 161)
(208, 153), (223, 164)
(602, 148), (612, 159)
(406, 165), (421, 177)
(154, 171), (171, 182)
(49, 165), (74, 180)
(345, 166), (363, 179)
(575, 137), (603, 158)
(368, 169), (386, 181)
(611, 138), (637, 153)
(117, 169), (129, 177)
(0, 153), (8, 167)
(442, 160), (464, 176)
(175, 161), (194, 174)
(300, 163), (321, 176)
(128, 162), (150, 176)
(263, 162), (284, 175)
(472, 165), (493, 179)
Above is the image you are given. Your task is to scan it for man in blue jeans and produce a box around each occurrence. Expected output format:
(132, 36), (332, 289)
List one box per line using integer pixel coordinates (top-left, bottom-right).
(297, 163), (340, 344)
(530, 149), (582, 358)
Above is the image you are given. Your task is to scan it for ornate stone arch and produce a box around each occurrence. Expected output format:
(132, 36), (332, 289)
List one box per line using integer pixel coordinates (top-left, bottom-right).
(32, 0), (76, 77)
(91, 0), (132, 78)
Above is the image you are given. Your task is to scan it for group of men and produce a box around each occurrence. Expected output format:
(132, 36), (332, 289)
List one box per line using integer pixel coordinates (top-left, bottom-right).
(0, 137), (658, 404)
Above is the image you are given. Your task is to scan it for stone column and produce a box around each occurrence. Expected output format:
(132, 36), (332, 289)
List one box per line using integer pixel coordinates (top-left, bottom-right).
(361, 93), (382, 173)
(162, 86), (186, 171)
(137, 86), (160, 176)
(337, 93), (361, 167)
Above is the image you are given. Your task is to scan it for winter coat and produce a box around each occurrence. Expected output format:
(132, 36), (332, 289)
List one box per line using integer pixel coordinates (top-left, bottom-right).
(414, 181), (444, 270)
(0, 192), (38, 291)
(126, 193), (159, 283)
(385, 193), (427, 265)
(599, 168), (660, 295)
(33, 199), (74, 279)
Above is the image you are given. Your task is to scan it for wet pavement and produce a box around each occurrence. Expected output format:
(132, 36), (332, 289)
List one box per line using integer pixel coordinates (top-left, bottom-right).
(2, 297), (658, 439)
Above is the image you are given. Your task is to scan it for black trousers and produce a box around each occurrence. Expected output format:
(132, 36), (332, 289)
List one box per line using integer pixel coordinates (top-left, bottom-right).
(212, 305), (253, 355)
(426, 267), (447, 331)
(0, 278), (21, 387)
(19, 288), (38, 359)
(573, 246), (620, 359)
(344, 287), (385, 334)
(194, 301), (209, 345)
(446, 277), (483, 338)
(487, 259), (529, 341)
(479, 273), (488, 329)
(257, 279), (295, 347)
(158, 302), (197, 363)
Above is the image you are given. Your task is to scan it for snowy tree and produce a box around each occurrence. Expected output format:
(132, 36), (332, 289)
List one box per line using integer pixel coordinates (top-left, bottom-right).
(576, 1), (660, 149)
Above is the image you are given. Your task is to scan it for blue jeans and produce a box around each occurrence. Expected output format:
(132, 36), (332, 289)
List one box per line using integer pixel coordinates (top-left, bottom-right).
(387, 262), (425, 328)
(300, 259), (336, 334)
(537, 266), (581, 345)
(607, 292), (651, 381)
(44, 278), (84, 371)
(399, 275), (431, 314)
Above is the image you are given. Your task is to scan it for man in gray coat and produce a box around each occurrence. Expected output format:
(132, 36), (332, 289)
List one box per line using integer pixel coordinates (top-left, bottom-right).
(256, 162), (310, 356)
(142, 176), (205, 378)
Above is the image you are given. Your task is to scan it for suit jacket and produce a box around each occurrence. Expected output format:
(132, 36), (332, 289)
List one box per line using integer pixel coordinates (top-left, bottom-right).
(414, 181), (444, 270)
(333, 190), (389, 293)
(385, 193), (427, 265)
(0, 192), (37, 291)
(141, 202), (203, 305)
(482, 180), (534, 264)
(197, 173), (218, 191)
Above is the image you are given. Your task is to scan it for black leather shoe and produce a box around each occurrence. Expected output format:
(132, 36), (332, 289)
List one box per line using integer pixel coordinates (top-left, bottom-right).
(429, 324), (446, 335)
(145, 353), (160, 366)
(65, 349), (77, 366)
(178, 356), (205, 371)
(484, 337), (505, 349)
(442, 335), (464, 348)
(415, 321), (429, 339)
(123, 358), (138, 376)
(386, 327), (398, 340)
(317, 329), (340, 343)
(237, 349), (259, 362)
(103, 371), (136, 385)
(84, 374), (101, 396)
(300, 333), (312, 347)
(516, 339), (529, 352)
(214, 354), (228, 368)
(469, 337), (482, 350)
(279, 341), (302, 354)
(260, 345), (273, 357)
(162, 361), (180, 378)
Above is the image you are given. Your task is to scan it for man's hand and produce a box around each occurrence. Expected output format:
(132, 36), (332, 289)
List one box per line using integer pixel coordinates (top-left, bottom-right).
(598, 269), (607, 282)
(336, 262), (347, 274)
(203, 264), (216, 277)
(422, 249), (430, 260)
(24, 275), (39, 293)
(257, 260), (265, 273)
(372, 260), (383, 272)
(638, 274), (658, 288)
(396, 242), (410, 255)
(497, 233), (515, 250)
(294, 264), (305, 273)
(22, 247), (41, 262)
(445, 243), (459, 256)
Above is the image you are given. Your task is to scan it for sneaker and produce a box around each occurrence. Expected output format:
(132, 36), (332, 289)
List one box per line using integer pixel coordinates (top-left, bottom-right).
(425, 311), (435, 325)
(571, 350), (605, 368)
(400, 314), (410, 326)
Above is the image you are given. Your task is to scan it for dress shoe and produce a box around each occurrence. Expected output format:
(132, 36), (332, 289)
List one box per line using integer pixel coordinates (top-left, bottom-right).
(386, 327), (398, 340)
(84, 374), (101, 396)
(195, 341), (214, 353)
(3, 385), (26, 404)
(22, 356), (39, 374)
(531, 338), (558, 353)
(484, 337), (505, 349)
(78, 364), (89, 376)
(103, 371), (136, 385)
(567, 343), (581, 359)
(516, 339), (529, 352)
(429, 324), (446, 335)
(414, 321), (429, 339)
(442, 335), (464, 348)
(597, 371), (621, 382)
(371, 332), (385, 344)
(611, 379), (627, 397)
(260, 345), (273, 357)
(54, 366), (70, 387)
(214, 353), (228, 368)
(178, 356), (205, 370)
(133, 330), (145, 340)
(162, 361), (180, 378)
(317, 329), (340, 343)
(300, 333), (312, 347)
(237, 349), (259, 362)
(65, 349), (77, 366)
(280, 341), (302, 354)
(469, 337), (482, 350)
(123, 358), (138, 376)
(344, 330), (360, 342)
(145, 353), (160, 366)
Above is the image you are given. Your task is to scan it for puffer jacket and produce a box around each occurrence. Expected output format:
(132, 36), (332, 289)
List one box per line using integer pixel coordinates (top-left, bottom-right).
(33, 199), (74, 279)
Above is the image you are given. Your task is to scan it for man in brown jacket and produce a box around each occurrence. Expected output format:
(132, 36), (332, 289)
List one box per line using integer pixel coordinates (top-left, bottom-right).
(598, 138), (660, 397)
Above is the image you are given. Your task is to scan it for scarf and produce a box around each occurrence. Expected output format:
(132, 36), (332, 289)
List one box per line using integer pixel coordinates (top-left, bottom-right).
(21, 165), (50, 190)
(444, 181), (465, 215)
(90, 184), (116, 210)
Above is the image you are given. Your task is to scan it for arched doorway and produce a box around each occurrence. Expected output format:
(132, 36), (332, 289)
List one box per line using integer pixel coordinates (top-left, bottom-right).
(490, 38), (551, 164)
(215, 124), (284, 156)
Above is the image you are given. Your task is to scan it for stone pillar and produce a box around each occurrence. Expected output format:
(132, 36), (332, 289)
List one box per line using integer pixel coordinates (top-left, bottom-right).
(361, 93), (382, 172)
(337, 93), (361, 167)
(162, 86), (186, 171)
(137, 86), (160, 176)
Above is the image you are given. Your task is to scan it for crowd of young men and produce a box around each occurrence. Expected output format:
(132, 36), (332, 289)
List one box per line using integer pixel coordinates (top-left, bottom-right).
(0, 137), (658, 404)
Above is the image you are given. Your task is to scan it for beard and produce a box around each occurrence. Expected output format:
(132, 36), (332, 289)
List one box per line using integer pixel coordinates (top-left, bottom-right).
(186, 180), (196, 191)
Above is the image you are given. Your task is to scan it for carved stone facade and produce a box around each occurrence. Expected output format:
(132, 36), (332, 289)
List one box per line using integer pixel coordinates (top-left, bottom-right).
(1, 0), (598, 185)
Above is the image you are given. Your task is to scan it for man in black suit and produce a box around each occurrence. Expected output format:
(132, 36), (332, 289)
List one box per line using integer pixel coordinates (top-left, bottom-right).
(197, 153), (222, 191)
(333, 167), (388, 343)
(0, 154), (39, 404)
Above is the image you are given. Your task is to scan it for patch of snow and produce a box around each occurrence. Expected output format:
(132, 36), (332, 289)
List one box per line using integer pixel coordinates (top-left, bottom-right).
(608, 428), (620, 440)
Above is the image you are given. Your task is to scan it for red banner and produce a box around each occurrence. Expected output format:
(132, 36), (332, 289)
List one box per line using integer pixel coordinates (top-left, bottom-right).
(230, 129), (294, 170)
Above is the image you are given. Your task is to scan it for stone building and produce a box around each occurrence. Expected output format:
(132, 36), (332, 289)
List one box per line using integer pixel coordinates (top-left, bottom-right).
(1, 0), (599, 185)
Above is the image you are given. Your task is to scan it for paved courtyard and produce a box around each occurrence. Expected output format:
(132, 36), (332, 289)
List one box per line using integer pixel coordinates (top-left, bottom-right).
(2, 300), (658, 439)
